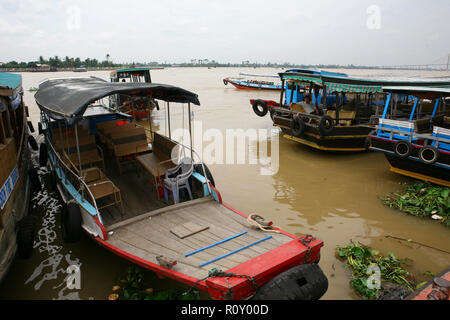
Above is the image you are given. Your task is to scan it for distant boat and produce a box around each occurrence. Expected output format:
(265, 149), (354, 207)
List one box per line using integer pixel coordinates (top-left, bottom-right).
(73, 66), (87, 72)
(223, 69), (349, 91)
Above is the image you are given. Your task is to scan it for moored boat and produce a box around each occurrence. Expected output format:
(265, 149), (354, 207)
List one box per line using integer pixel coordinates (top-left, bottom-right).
(223, 73), (282, 91)
(407, 267), (449, 300)
(34, 77), (328, 300)
(0, 72), (34, 284)
(369, 86), (450, 187)
(251, 71), (450, 152)
(110, 67), (159, 119)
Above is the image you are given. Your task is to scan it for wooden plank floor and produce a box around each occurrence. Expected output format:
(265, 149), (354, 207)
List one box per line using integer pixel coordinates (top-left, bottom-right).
(105, 197), (293, 280)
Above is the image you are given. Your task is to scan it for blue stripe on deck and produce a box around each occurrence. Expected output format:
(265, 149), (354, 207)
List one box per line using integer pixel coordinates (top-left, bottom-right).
(199, 235), (273, 268)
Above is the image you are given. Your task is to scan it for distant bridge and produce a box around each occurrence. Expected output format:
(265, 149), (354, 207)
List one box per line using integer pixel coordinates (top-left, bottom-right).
(381, 54), (450, 71)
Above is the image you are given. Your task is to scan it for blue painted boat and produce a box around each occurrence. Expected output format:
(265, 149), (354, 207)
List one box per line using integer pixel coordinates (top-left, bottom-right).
(0, 73), (33, 283)
(369, 86), (450, 186)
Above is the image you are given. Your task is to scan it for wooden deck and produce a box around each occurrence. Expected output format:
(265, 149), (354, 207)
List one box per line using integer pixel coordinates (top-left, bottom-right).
(105, 197), (293, 280)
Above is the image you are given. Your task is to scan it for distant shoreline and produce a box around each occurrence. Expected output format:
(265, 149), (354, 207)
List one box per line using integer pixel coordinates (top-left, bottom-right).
(1, 66), (449, 72)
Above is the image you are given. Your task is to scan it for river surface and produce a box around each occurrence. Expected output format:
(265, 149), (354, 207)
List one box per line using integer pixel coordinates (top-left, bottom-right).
(1, 67), (449, 300)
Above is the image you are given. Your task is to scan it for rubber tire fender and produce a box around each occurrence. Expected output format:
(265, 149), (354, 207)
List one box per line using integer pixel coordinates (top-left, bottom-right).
(291, 116), (305, 138)
(17, 215), (35, 259)
(419, 146), (439, 164)
(38, 122), (43, 135)
(394, 140), (412, 158)
(318, 115), (334, 136)
(223, 79), (228, 85)
(27, 121), (35, 133)
(252, 100), (269, 117)
(39, 143), (48, 167)
(61, 202), (82, 243)
(253, 264), (329, 300)
(28, 167), (41, 192)
(28, 135), (38, 151)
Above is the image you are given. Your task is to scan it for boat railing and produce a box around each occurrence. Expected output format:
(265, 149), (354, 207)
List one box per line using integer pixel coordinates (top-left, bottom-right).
(133, 122), (213, 195)
(274, 106), (356, 125)
(45, 134), (102, 224)
(375, 125), (450, 146)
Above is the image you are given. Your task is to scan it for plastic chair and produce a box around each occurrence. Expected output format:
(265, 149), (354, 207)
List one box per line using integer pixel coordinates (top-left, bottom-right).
(163, 158), (194, 203)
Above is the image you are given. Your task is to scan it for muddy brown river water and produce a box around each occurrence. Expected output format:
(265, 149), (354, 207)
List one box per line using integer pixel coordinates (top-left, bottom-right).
(0, 67), (449, 300)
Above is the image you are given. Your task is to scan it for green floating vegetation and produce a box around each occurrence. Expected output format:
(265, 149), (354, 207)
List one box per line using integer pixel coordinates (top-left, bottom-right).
(337, 242), (415, 300)
(383, 182), (450, 227)
(109, 266), (201, 300)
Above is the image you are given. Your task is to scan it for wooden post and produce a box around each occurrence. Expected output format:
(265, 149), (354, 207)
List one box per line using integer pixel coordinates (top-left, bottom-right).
(375, 93), (380, 116)
(167, 102), (171, 139)
(279, 80), (285, 107)
(188, 103), (193, 160)
(75, 125), (83, 178)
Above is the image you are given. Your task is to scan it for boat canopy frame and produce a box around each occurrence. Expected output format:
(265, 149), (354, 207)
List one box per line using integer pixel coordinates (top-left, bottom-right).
(35, 77), (200, 122)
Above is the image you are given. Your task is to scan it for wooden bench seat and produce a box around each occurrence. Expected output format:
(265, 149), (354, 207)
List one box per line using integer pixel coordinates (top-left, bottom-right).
(55, 135), (105, 171)
(326, 110), (356, 126)
(64, 155), (124, 217)
(97, 121), (133, 144)
(136, 132), (179, 199)
(110, 127), (152, 173)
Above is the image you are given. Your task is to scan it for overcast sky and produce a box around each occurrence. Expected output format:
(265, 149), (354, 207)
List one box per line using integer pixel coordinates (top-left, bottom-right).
(1, 0), (449, 66)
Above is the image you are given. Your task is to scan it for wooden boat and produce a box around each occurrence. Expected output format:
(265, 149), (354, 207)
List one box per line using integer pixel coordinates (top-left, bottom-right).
(223, 73), (282, 91)
(34, 77), (328, 300)
(407, 267), (449, 300)
(110, 67), (159, 119)
(223, 69), (348, 91)
(251, 71), (450, 152)
(73, 66), (87, 72)
(0, 73), (34, 283)
(369, 86), (450, 187)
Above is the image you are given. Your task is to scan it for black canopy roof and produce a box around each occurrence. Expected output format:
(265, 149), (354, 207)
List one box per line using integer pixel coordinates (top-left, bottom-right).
(35, 77), (200, 120)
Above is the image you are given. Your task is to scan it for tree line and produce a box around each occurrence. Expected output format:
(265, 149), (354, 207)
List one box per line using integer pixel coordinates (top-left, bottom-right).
(0, 55), (120, 69)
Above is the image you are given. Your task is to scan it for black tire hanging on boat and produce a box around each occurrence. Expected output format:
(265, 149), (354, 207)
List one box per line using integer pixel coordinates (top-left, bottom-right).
(394, 140), (412, 158)
(28, 135), (38, 151)
(252, 100), (269, 117)
(39, 143), (48, 167)
(419, 146), (439, 165)
(17, 215), (35, 259)
(318, 115), (334, 136)
(38, 122), (43, 135)
(61, 202), (82, 243)
(28, 167), (41, 191)
(252, 264), (328, 300)
(223, 79), (228, 85)
(27, 121), (35, 133)
(291, 116), (305, 138)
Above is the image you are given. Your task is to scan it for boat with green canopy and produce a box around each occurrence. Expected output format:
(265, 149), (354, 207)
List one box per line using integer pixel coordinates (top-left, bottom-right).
(251, 70), (450, 152)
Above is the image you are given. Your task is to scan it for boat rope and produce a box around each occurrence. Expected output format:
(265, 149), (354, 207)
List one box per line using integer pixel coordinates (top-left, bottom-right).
(182, 268), (258, 297)
(247, 214), (280, 233)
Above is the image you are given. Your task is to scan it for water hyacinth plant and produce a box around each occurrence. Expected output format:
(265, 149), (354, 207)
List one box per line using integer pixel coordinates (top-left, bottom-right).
(337, 242), (415, 300)
(383, 182), (450, 227)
